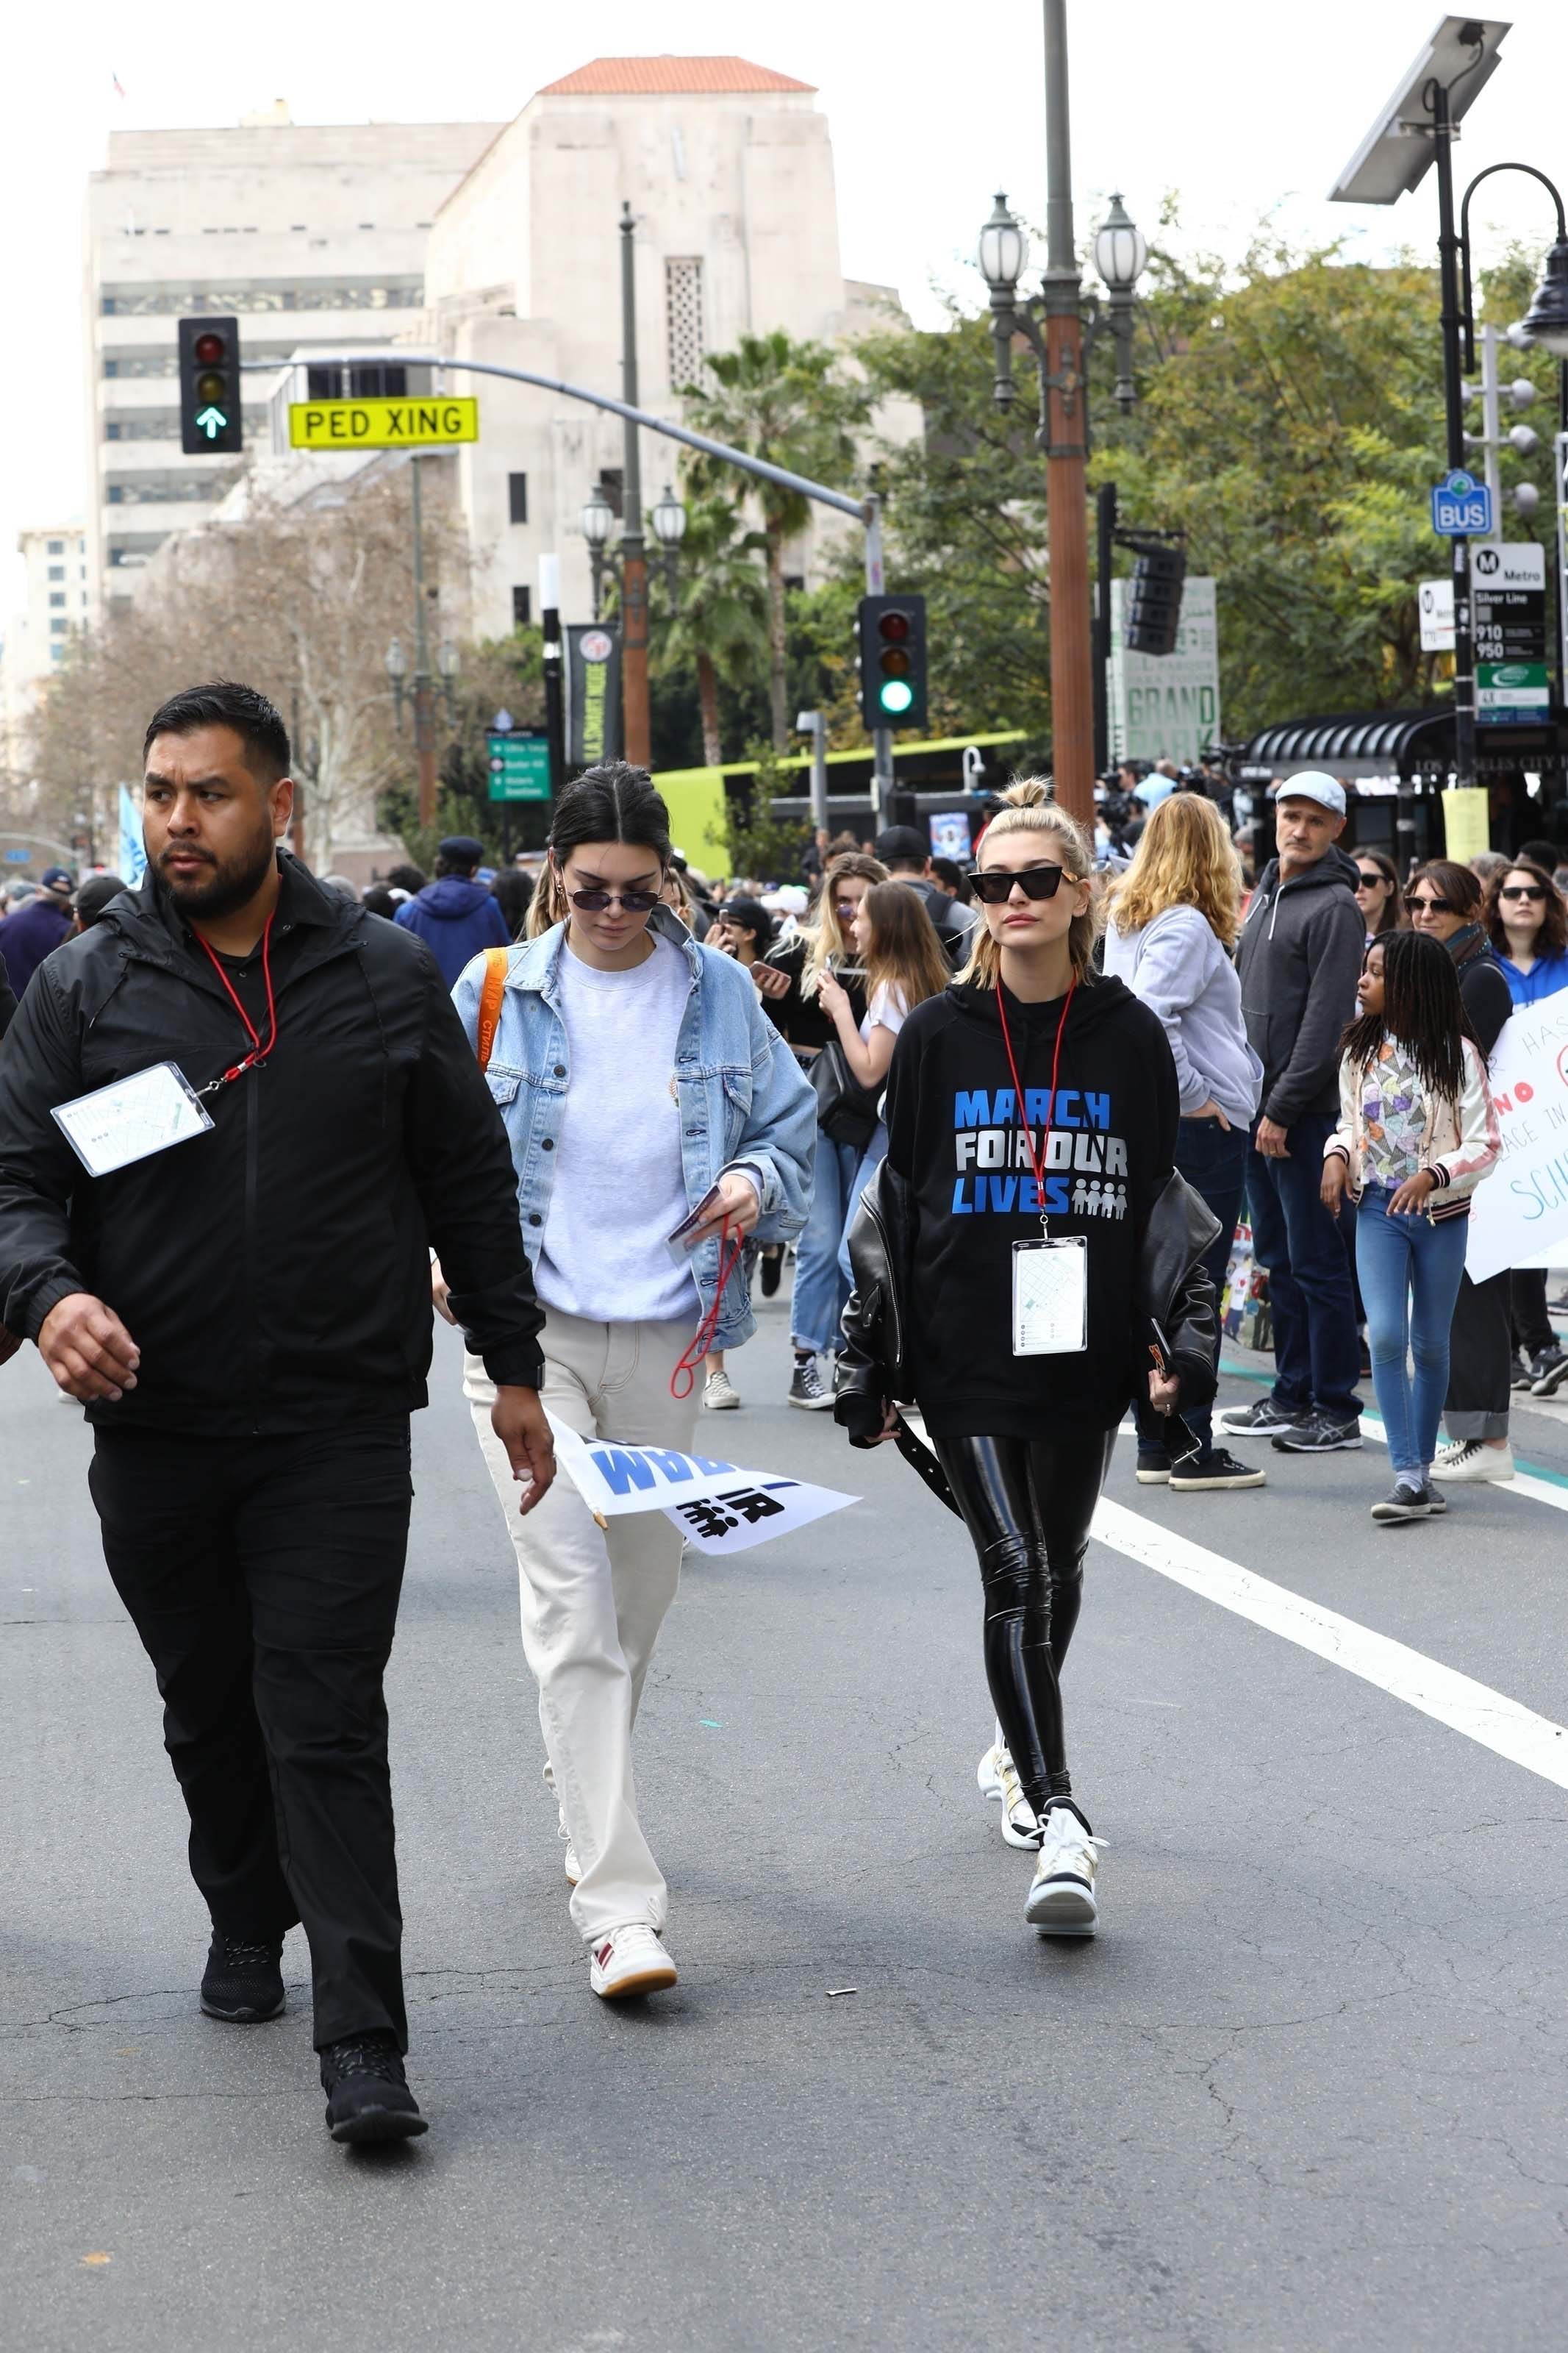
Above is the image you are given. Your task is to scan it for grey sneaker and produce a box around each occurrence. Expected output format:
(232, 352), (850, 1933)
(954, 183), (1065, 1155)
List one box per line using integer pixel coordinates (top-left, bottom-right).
(703, 1369), (741, 1410)
(1529, 1345), (1568, 1398)
(1216, 1395), (1309, 1438)
(1370, 1482), (1431, 1523)
(1271, 1410), (1362, 1454)
(788, 1354), (834, 1410)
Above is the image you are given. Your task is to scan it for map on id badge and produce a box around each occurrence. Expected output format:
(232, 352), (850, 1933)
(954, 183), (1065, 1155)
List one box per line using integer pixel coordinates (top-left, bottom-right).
(51, 1062), (215, 1179)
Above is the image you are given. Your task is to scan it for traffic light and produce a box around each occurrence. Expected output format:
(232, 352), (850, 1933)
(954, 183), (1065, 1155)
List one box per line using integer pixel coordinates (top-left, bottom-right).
(1124, 543), (1186, 655)
(178, 315), (243, 455)
(857, 594), (928, 732)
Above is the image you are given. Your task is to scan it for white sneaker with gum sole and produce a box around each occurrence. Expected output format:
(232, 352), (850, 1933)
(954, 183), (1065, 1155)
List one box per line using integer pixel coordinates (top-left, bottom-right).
(589, 1924), (678, 1999)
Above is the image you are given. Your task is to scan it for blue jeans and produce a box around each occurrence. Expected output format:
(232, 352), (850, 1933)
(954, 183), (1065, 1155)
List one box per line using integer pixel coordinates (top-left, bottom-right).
(790, 1132), (862, 1355)
(1354, 1183), (1471, 1478)
(1135, 1114), (1249, 1458)
(1246, 1113), (1361, 1424)
(837, 1124), (890, 1286)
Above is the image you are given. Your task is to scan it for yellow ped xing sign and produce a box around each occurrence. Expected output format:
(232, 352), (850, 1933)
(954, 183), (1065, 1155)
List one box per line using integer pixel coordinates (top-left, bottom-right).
(288, 396), (479, 450)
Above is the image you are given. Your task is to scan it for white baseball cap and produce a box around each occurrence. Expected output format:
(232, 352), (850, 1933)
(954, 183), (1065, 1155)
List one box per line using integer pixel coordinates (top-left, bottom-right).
(1272, 771), (1346, 818)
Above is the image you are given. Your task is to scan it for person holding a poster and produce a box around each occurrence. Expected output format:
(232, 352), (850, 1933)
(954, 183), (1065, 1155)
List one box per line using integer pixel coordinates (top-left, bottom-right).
(1483, 860), (1568, 1396)
(443, 763), (814, 2004)
(1321, 932), (1500, 1521)
(834, 782), (1220, 1939)
(1407, 863), (1519, 1485)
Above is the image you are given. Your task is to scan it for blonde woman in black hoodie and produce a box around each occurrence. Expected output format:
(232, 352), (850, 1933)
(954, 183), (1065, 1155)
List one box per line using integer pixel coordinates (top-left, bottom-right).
(836, 782), (1220, 1937)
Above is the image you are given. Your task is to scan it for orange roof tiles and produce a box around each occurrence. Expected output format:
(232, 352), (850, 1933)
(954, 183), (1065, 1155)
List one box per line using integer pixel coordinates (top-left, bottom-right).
(540, 57), (816, 97)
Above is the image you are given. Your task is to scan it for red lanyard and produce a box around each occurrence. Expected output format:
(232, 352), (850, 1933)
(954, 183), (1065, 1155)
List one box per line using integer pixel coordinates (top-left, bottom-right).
(995, 979), (1075, 1235)
(194, 913), (279, 1097)
(670, 1214), (748, 1400)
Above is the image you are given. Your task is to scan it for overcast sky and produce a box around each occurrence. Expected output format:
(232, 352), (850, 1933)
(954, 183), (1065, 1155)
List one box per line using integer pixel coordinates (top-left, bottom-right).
(5, 0), (1567, 625)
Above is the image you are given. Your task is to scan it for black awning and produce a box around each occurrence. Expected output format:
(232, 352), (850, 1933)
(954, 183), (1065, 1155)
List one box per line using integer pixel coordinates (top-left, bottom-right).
(1234, 706), (1568, 781)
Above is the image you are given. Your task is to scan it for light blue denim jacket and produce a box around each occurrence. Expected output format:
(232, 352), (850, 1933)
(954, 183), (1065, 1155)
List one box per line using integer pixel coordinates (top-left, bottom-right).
(451, 907), (816, 1349)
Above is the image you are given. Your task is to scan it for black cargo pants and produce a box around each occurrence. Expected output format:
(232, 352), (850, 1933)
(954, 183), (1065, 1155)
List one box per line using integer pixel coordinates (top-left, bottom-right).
(89, 1420), (413, 2050)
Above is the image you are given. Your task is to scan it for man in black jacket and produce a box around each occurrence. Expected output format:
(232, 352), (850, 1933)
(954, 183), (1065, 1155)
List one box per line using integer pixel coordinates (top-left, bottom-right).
(0, 681), (554, 2146)
(1220, 774), (1365, 1454)
(873, 824), (979, 967)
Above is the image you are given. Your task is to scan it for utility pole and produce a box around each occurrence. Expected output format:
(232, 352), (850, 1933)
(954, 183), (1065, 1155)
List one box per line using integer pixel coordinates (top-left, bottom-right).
(863, 493), (892, 823)
(1433, 79), (1478, 796)
(1039, 0), (1095, 831)
(1092, 481), (1117, 776)
(540, 552), (567, 798)
(619, 203), (651, 770)
(409, 454), (439, 829)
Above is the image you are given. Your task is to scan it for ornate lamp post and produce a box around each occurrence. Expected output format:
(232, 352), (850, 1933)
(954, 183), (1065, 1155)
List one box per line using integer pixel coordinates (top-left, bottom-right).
(650, 483), (688, 612)
(579, 478), (687, 623)
(579, 482), (616, 620)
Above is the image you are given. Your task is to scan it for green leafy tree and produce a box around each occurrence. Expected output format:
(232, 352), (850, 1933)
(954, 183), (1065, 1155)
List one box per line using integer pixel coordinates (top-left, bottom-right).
(722, 738), (809, 885)
(680, 332), (870, 749)
(649, 497), (769, 766)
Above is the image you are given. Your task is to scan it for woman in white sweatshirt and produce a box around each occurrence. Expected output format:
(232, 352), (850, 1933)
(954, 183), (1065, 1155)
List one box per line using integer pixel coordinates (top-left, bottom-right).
(1103, 793), (1264, 1492)
(1321, 929), (1500, 1524)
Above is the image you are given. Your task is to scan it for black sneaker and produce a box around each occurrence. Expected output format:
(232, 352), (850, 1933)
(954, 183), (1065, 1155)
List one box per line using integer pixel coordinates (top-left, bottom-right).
(759, 1248), (783, 1299)
(320, 2031), (428, 2145)
(200, 1932), (284, 2024)
(1370, 1480), (1431, 1522)
(1215, 1395), (1309, 1438)
(1529, 1345), (1568, 1398)
(1169, 1446), (1268, 1491)
(1135, 1446), (1171, 1484)
(788, 1354), (834, 1410)
(1271, 1410), (1362, 1454)
(1511, 1350), (1535, 1392)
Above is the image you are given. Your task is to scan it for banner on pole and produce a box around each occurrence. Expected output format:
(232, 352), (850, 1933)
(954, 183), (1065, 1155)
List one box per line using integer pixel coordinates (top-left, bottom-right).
(546, 1416), (858, 1554)
(565, 625), (621, 765)
(117, 786), (146, 885)
(1466, 992), (1568, 1282)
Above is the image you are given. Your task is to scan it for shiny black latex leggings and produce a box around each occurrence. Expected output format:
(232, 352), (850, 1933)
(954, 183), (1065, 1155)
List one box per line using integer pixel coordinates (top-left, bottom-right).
(931, 1431), (1117, 1816)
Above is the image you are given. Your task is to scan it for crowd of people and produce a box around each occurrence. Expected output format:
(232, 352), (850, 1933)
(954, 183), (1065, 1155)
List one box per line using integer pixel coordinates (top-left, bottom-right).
(2, 681), (1565, 2150)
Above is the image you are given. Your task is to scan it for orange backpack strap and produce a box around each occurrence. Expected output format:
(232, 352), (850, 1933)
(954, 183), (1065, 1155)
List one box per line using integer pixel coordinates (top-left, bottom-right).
(476, 948), (511, 1074)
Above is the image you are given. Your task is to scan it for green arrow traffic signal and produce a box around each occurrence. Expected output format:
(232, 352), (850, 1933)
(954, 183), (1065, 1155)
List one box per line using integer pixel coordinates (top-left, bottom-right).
(195, 406), (227, 440)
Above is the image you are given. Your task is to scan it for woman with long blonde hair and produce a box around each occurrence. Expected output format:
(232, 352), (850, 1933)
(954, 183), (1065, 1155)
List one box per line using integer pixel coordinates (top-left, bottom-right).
(1103, 791), (1264, 1493)
(750, 852), (887, 1407)
(817, 879), (951, 1281)
(834, 781), (1220, 1941)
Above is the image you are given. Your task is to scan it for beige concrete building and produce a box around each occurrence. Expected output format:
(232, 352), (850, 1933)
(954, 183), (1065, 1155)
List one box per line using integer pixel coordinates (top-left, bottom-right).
(420, 55), (910, 637)
(1, 526), (90, 779)
(82, 116), (503, 615)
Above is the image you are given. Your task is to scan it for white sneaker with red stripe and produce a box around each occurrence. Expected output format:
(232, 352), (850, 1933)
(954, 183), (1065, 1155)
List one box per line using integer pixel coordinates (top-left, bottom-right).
(589, 1924), (679, 2000)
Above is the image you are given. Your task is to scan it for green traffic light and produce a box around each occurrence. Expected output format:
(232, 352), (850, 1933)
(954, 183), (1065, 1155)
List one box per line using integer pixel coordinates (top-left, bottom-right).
(878, 679), (914, 715)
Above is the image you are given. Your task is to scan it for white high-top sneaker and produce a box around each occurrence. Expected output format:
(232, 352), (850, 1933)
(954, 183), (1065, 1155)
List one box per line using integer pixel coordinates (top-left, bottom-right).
(976, 1732), (1041, 1848)
(1024, 1800), (1101, 1936)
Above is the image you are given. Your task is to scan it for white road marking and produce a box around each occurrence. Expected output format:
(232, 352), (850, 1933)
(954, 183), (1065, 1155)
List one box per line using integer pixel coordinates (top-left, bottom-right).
(1357, 1410), (1568, 1515)
(1092, 1497), (1568, 1791)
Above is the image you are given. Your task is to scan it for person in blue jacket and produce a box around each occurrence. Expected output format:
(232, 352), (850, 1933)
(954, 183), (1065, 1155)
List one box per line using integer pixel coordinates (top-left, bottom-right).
(393, 835), (509, 985)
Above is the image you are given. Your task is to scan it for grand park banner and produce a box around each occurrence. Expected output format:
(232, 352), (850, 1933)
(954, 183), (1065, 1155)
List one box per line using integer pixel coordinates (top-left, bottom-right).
(1467, 990), (1568, 1282)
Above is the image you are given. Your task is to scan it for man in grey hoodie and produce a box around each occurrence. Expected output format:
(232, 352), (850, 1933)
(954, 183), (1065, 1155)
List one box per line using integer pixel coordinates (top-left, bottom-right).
(1219, 774), (1366, 1452)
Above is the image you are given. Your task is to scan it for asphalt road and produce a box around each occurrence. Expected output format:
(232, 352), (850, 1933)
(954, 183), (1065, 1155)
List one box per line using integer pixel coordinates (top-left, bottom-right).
(7, 1293), (1568, 2352)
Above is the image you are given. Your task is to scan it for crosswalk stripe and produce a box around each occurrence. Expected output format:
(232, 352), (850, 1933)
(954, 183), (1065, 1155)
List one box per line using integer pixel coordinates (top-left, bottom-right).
(1092, 1496), (1568, 1792)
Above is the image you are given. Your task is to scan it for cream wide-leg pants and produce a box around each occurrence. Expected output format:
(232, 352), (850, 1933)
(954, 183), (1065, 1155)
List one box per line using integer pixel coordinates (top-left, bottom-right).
(465, 1310), (698, 1943)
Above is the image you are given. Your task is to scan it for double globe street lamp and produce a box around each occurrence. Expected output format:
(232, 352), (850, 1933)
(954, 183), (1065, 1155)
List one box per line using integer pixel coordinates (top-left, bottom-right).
(579, 479), (688, 621)
(977, 188), (1150, 436)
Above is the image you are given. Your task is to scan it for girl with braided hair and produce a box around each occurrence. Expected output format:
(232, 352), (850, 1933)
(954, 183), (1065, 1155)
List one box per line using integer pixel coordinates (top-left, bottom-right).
(1321, 930), (1500, 1523)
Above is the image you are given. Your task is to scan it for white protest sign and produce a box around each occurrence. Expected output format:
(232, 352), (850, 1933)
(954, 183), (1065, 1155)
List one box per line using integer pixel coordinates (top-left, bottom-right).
(1465, 992), (1568, 1282)
(545, 1416), (859, 1554)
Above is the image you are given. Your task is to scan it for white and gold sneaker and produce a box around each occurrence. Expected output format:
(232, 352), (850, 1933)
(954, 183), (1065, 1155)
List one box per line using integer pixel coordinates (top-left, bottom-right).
(1024, 1801), (1101, 1936)
(977, 1735), (1042, 1848)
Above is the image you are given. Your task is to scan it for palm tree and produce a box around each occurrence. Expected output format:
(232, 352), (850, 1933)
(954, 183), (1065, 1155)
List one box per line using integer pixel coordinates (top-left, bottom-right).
(680, 332), (869, 748)
(650, 497), (768, 768)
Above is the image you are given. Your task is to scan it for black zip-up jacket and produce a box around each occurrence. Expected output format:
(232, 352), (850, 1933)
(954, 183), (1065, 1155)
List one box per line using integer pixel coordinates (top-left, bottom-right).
(1447, 922), (1513, 1057)
(0, 855), (544, 1433)
(1235, 846), (1364, 1125)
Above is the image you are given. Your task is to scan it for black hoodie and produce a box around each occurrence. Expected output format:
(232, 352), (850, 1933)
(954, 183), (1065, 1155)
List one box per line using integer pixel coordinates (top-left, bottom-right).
(883, 972), (1179, 1438)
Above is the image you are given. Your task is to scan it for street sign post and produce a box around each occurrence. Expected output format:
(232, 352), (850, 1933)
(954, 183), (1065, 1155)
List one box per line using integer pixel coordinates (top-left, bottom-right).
(1471, 540), (1550, 724)
(487, 732), (551, 802)
(288, 397), (479, 450)
(1430, 469), (1493, 536)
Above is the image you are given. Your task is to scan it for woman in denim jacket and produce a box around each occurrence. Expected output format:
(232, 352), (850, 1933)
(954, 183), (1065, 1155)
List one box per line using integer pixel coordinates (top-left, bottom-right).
(441, 765), (814, 2002)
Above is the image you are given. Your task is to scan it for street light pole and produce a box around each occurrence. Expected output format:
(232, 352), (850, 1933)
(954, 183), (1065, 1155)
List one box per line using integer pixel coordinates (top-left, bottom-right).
(619, 203), (651, 769)
(1432, 82), (1478, 798)
(1038, 0), (1095, 832)
(409, 453), (439, 829)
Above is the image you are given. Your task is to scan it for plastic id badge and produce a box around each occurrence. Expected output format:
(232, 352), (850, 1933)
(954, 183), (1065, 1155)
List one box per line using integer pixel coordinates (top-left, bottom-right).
(51, 1061), (215, 1179)
(1012, 1236), (1088, 1357)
